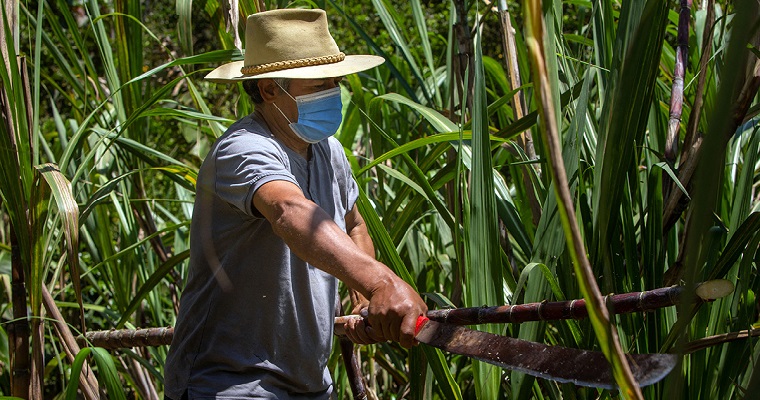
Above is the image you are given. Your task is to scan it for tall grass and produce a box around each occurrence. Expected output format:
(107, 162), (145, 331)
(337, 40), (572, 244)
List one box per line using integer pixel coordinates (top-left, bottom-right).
(0, 0), (758, 399)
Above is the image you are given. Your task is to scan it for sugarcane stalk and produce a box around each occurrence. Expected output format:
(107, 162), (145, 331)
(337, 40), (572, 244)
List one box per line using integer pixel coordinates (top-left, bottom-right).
(663, 0), (760, 231)
(20, 57), (43, 400)
(337, 279), (732, 328)
(42, 286), (100, 400)
(496, 0), (541, 227)
(682, 0), (714, 155)
(664, 0), (691, 163)
(662, 0), (693, 233)
(80, 281), (733, 349)
(453, 0), (474, 114)
(338, 302), (369, 400)
(339, 337), (368, 400)
(427, 284), (684, 325)
(78, 326), (174, 350)
(81, 324), (371, 399)
(9, 226), (30, 399)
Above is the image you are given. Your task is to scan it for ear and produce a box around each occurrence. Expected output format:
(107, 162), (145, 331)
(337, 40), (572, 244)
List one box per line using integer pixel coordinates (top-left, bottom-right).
(258, 79), (280, 103)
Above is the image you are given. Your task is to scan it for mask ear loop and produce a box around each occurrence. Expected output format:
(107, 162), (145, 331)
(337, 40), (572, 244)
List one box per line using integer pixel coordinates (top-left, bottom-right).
(272, 102), (295, 125)
(273, 80), (297, 102)
(271, 80), (297, 124)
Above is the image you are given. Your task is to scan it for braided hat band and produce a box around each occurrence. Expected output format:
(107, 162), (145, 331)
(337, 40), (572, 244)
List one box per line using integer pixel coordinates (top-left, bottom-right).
(240, 53), (346, 76)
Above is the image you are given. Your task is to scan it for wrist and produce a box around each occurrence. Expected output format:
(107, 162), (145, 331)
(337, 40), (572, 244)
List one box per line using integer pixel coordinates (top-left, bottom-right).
(366, 273), (400, 298)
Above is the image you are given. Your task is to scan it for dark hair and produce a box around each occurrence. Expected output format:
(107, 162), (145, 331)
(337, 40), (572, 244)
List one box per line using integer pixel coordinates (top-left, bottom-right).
(242, 78), (291, 104)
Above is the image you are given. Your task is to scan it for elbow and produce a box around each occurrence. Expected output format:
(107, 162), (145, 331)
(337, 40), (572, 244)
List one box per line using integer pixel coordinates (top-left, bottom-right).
(267, 198), (318, 239)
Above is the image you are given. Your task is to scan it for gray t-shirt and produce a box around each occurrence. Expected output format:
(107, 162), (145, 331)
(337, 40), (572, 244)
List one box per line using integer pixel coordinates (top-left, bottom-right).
(164, 114), (359, 399)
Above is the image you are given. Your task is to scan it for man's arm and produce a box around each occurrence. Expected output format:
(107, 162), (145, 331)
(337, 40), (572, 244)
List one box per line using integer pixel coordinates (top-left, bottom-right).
(252, 180), (427, 348)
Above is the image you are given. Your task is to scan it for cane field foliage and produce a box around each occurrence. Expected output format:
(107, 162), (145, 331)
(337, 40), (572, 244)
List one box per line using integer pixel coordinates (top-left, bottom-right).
(1, 0), (759, 398)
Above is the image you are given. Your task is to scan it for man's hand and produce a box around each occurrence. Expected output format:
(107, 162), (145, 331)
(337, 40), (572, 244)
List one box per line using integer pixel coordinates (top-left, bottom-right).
(364, 277), (427, 349)
(343, 290), (376, 345)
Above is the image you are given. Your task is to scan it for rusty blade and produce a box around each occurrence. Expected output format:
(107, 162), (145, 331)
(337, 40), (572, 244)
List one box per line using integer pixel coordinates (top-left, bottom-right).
(415, 318), (677, 389)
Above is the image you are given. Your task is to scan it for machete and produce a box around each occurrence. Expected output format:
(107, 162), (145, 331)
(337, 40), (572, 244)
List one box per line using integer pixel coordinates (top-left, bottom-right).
(80, 317), (678, 388)
(412, 316), (676, 389)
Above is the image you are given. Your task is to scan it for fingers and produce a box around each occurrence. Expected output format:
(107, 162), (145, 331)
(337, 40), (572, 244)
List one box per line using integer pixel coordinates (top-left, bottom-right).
(365, 305), (400, 343)
(398, 313), (421, 349)
(343, 315), (381, 345)
(362, 325), (385, 343)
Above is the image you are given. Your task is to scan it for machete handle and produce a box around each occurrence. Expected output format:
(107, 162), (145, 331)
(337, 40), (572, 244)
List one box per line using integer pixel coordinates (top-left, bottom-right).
(415, 316), (429, 336)
(334, 315), (430, 339)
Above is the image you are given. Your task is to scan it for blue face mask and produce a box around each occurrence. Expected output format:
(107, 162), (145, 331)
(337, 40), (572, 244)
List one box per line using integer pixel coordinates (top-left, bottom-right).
(275, 86), (343, 144)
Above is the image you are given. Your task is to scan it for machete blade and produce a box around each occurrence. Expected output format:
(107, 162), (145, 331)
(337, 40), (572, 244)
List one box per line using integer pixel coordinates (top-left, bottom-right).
(415, 318), (677, 389)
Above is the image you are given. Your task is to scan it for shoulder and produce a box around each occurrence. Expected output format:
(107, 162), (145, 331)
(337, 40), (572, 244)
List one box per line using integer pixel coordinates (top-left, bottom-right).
(214, 115), (284, 158)
(320, 137), (350, 162)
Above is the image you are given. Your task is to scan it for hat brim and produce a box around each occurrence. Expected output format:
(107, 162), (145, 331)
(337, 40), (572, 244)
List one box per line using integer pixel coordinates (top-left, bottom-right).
(205, 55), (385, 83)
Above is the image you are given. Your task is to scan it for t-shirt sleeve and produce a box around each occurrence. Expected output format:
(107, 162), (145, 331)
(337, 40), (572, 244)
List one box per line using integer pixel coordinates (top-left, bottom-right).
(213, 131), (300, 216)
(336, 142), (360, 212)
(346, 168), (359, 213)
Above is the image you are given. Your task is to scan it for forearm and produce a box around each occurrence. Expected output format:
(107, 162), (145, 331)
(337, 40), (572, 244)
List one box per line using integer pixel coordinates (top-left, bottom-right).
(267, 196), (395, 298)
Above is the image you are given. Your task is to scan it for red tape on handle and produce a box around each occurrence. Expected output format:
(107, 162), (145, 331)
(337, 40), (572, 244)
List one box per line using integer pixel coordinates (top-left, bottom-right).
(415, 316), (429, 335)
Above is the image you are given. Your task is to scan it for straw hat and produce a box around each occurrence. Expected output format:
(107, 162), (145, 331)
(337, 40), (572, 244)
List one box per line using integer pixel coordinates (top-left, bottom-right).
(205, 8), (384, 83)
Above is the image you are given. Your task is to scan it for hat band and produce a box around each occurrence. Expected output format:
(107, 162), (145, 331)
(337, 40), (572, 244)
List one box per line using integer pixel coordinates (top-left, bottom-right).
(240, 52), (346, 76)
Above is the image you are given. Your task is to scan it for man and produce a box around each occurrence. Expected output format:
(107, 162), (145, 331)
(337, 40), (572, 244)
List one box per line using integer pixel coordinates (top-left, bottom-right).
(164, 8), (427, 399)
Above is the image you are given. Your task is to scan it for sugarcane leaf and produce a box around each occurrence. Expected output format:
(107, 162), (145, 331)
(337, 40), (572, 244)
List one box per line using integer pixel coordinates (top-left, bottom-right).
(90, 347), (127, 400)
(423, 292), (457, 309)
(84, 222), (189, 279)
(370, 0), (430, 104)
(177, 0), (194, 56)
(410, 0), (442, 106)
(652, 162), (690, 199)
(513, 263), (566, 304)
(748, 44), (760, 59)
(376, 164), (427, 201)
(140, 107), (235, 124)
(326, 0), (419, 102)
(709, 212), (760, 281)
(373, 93), (458, 132)
(355, 187), (415, 287)
(115, 249), (189, 328)
(33, 164), (84, 330)
(467, 16), (503, 399)
(592, 0), (669, 270)
(126, 50), (239, 85)
(421, 345), (463, 400)
(65, 347), (91, 400)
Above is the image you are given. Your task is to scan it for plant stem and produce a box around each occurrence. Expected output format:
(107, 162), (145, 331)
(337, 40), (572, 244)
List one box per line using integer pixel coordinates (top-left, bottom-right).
(42, 286), (100, 400)
(664, 0), (691, 163)
(425, 282), (727, 324)
(496, 0), (542, 227)
(9, 227), (30, 399)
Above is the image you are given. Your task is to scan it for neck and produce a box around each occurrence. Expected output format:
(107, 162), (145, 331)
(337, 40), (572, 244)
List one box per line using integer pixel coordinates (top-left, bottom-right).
(255, 107), (310, 159)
